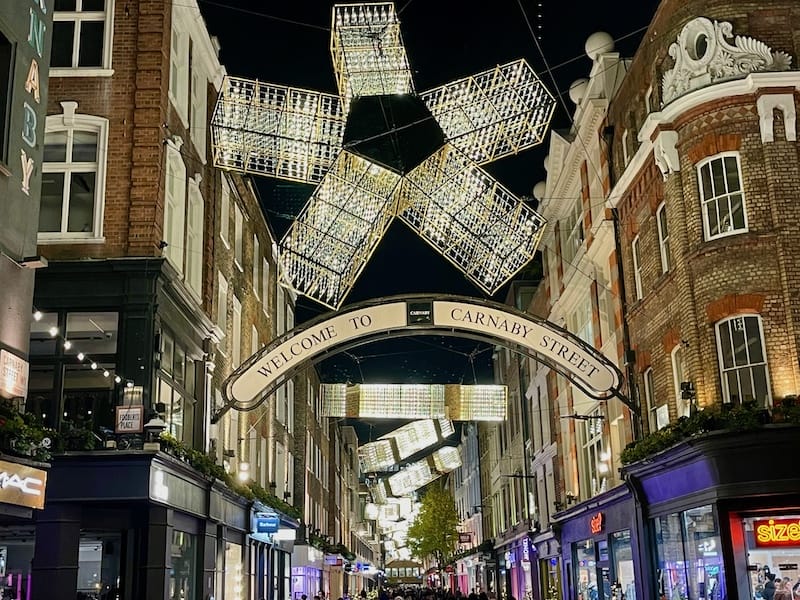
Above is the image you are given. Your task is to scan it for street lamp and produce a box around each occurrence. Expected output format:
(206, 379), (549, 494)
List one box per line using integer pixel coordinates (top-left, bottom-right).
(143, 414), (167, 451)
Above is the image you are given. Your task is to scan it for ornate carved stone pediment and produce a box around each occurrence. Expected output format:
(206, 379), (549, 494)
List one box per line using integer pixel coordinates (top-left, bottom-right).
(661, 17), (792, 105)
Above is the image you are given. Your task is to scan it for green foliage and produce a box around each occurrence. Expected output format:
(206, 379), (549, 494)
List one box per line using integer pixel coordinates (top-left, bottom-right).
(308, 531), (354, 559)
(407, 483), (460, 565)
(0, 400), (56, 462)
(621, 399), (800, 465)
(159, 432), (301, 519)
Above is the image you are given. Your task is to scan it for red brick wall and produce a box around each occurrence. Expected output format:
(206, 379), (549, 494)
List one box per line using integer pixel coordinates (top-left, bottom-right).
(610, 0), (800, 416)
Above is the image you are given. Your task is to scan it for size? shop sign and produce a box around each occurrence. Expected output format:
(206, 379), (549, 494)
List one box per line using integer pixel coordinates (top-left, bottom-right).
(0, 459), (47, 510)
(754, 518), (800, 547)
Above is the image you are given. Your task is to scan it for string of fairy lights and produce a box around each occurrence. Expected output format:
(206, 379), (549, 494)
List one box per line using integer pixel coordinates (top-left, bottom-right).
(31, 308), (135, 390)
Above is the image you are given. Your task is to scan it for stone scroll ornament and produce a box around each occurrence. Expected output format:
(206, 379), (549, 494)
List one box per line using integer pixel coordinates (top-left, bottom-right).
(661, 16), (792, 105)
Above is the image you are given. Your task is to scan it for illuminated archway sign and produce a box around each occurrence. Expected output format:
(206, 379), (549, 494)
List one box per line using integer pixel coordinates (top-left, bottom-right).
(213, 295), (625, 423)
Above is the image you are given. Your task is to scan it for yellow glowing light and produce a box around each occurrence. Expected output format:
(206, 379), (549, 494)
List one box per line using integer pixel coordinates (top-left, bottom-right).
(320, 383), (506, 421)
(210, 3), (554, 309)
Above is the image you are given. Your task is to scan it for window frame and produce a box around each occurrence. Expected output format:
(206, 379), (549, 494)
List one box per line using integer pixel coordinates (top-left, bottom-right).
(216, 272), (228, 355)
(631, 234), (643, 301)
(671, 344), (688, 418)
(233, 203), (244, 271)
(51, 0), (115, 76)
(715, 314), (772, 407)
(643, 367), (658, 433)
(622, 129), (630, 166)
(232, 294), (241, 368)
(656, 201), (671, 274)
(168, 23), (189, 126)
(262, 257), (270, 316)
(185, 176), (204, 298)
(697, 152), (748, 241)
(189, 57), (207, 160)
(163, 141), (186, 272)
(40, 108), (109, 242)
(560, 196), (584, 269)
(252, 235), (260, 299)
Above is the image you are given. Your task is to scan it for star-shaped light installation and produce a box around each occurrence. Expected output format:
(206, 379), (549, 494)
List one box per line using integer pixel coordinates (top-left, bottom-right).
(211, 3), (556, 309)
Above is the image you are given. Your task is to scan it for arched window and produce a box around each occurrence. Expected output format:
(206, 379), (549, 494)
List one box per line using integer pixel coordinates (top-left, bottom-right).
(40, 104), (108, 240)
(698, 153), (747, 240)
(715, 315), (771, 406)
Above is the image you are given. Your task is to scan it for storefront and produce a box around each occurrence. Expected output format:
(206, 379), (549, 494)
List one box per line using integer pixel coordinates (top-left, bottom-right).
(494, 533), (536, 600)
(624, 425), (800, 600)
(291, 544), (324, 599)
(0, 457), (48, 600)
(20, 449), (299, 600)
(553, 486), (641, 600)
(533, 534), (561, 600)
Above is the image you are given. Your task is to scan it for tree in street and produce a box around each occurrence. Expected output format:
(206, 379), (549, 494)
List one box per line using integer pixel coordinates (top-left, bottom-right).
(407, 482), (460, 567)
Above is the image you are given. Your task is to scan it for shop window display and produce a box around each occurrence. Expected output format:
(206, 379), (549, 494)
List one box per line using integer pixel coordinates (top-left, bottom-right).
(611, 530), (635, 600)
(225, 542), (245, 600)
(77, 531), (122, 599)
(0, 527), (34, 600)
(743, 515), (800, 599)
(575, 539), (599, 600)
(170, 530), (197, 600)
(655, 505), (725, 600)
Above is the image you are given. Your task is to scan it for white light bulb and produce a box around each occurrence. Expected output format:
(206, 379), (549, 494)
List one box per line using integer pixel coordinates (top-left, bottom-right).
(91, 362), (98, 370)
(103, 370), (110, 377)
(77, 352), (85, 361)
(33, 310), (42, 321)
(63, 340), (72, 350)
(48, 326), (58, 337)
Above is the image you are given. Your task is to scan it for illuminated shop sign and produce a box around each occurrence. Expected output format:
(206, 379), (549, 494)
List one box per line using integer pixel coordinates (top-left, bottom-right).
(590, 512), (604, 535)
(0, 459), (47, 510)
(754, 518), (800, 547)
(255, 515), (280, 534)
(0, 350), (29, 399)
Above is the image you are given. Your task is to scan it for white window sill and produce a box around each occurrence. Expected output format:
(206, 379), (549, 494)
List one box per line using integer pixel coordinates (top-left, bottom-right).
(38, 235), (106, 244)
(50, 68), (114, 78)
(704, 227), (749, 242)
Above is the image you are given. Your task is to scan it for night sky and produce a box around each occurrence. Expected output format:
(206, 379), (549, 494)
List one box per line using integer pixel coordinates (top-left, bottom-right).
(198, 0), (659, 433)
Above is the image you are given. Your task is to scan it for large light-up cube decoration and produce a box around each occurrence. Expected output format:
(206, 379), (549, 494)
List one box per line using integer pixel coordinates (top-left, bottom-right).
(211, 3), (556, 309)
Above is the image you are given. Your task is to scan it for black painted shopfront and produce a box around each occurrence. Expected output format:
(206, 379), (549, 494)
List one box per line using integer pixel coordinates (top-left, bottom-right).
(22, 449), (298, 600)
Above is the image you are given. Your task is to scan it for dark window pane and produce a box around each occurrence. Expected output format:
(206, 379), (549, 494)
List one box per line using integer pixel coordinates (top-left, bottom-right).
(81, 0), (105, 10)
(78, 21), (104, 67)
(66, 312), (119, 355)
(72, 130), (98, 162)
(731, 318), (748, 366)
(52, 21), (76, 67)
(67, 172), (96, 232)
(724, 156), (741, 191)
(711, 158), (725, 195)
(55, 0), (77, 9)
(700, 165), (712, 200)
(718, 322), (733, 369)
(745, 317), (764, 363)
(753, 367), (769, 406)
(173, 344), (185, 387)
(44, 130), (68, 162)
(29, 313), (59, 356)
(731, 194), (746, 230)
(39, 173), (66, 232)
(1, 32), (12, 162)
(726, 371), (740, 404)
